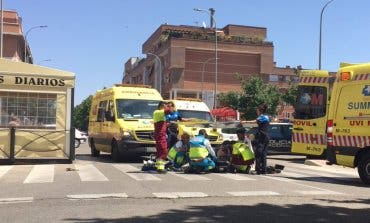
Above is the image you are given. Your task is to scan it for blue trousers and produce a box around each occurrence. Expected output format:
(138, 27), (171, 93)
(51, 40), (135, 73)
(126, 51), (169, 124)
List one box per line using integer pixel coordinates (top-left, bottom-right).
(190, 157), (216, 171)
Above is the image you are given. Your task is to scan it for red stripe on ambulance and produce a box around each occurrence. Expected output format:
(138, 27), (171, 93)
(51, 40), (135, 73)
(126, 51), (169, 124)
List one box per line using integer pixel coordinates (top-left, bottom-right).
(293, 133), (326, 145)
(300, 77), (329, 84)
(354, 73), (370, 81)
(333, 135), (370, 147)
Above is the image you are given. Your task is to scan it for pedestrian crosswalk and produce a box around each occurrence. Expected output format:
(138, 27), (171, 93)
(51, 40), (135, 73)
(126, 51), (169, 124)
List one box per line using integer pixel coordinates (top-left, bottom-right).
(75, 164), (109, 182)
(0, 163), (357, 185)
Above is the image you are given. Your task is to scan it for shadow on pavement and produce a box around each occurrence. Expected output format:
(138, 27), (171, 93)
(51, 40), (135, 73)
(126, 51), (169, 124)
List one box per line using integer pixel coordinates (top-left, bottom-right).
(268, 155), (305, 164)
(283, 176), (368, 188)
(75, 154), (144, 164)
(64, 200), (370, 223)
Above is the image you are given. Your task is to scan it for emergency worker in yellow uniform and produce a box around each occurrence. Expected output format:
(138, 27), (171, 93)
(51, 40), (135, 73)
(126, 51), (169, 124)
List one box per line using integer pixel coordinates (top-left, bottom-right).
(187, 129), (217, 173)
(230, 128), (255, 173)
(153, 101), (173, 173)
(167, 132), (190, 170)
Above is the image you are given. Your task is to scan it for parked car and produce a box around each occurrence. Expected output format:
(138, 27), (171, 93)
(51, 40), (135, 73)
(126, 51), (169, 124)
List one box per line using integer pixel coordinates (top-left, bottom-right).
(75, 129), (88, 148)
(218, 121), (255, 142)
(247, 122), (293, 154)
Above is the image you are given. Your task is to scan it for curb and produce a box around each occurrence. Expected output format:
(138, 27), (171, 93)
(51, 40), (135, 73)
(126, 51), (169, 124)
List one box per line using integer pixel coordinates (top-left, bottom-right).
(304, 159), (327, 167)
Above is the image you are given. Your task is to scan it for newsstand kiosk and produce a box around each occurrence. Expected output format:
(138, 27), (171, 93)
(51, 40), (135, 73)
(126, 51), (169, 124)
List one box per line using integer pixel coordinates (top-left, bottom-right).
(0, 59), (75, 163)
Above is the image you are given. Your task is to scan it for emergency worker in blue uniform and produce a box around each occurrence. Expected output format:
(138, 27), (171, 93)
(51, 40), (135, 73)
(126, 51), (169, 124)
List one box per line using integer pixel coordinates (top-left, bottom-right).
(165, 101), (182, 149)
(254, 103), (270, 174)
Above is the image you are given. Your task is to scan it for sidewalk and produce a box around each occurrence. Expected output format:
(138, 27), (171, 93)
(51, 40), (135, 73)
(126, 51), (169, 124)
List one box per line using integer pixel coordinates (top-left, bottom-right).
(304, 159), (327, 167)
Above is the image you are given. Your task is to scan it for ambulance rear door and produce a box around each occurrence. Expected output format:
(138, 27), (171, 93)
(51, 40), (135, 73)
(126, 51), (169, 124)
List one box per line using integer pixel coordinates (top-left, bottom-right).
(329, 66), (370, 167)
(291, 71), (330, 156)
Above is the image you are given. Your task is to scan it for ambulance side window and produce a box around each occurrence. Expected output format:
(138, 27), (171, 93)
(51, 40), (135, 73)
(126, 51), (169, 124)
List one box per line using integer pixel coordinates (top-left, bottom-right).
(97, 100), (107, 122)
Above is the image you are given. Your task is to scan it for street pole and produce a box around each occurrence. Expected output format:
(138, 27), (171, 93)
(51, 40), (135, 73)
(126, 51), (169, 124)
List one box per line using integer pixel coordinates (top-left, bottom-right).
(319, 0), (335, 70)
(1, 0), (3, 58)
(194, 8), (218, 109)
(146, 52), (162, 94)
(24, 25), (47, 63)
(201, 57), (218, 101)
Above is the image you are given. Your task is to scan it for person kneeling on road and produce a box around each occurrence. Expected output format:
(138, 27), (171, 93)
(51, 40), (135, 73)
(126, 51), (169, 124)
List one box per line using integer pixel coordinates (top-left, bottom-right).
(230, 128), (255, 173)
(167, 132), (191, 170)
(187, 129), (217, 173)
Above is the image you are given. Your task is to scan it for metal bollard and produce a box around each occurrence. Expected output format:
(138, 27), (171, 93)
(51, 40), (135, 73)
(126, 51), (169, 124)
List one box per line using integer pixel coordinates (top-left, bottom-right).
(9, 126), (15, 163)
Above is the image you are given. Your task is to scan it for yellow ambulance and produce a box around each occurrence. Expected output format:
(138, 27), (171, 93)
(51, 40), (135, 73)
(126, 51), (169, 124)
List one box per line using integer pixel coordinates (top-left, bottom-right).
(291, 70), (332, 157)
(170, 98), (223, 146)
(326, 63), (370, 184)
(88, 84), (163, 161)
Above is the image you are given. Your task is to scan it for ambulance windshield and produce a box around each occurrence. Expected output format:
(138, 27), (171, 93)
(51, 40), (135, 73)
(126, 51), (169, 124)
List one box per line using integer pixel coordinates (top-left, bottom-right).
(116, 99), (160, 119)
(178, 110), (214, 122)
(294, 86), (327, 119)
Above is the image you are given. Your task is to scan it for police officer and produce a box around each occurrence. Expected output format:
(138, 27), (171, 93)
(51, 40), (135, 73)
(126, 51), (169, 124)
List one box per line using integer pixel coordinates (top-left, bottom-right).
(254, 103), (270, 174)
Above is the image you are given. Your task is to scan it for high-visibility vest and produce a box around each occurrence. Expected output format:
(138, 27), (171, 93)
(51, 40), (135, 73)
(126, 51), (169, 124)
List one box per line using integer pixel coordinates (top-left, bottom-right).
(167, 147), (177, 161)
(232, 142), (254, 161)
(189, 135), (208, 160)
(153, 109), (165, 123)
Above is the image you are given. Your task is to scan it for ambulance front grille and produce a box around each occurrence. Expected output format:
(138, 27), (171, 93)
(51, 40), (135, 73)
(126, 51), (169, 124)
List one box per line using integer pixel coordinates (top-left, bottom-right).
(135, 130), (155, 141)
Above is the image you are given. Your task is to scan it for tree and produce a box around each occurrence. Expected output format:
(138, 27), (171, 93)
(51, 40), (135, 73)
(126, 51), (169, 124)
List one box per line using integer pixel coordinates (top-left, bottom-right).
(217, 91), (240, 109)
(238, 76), (281, 120)
(281, 83), (298, 106)
(73, 95), (92, 131)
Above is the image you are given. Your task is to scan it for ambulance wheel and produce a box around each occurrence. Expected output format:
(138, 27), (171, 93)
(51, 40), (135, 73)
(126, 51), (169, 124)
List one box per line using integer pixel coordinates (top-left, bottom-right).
(111, 141), (121, 162)
(90, 139), (100, 157)
(358, 152), (370, 185)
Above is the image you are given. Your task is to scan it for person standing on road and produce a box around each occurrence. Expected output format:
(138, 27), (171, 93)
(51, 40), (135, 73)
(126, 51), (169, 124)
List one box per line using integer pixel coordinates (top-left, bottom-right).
(153, 101), (173, 173)
(245, 103), (270, 174)
(254, 103), (270, 174)
(165, 101), (182, 149)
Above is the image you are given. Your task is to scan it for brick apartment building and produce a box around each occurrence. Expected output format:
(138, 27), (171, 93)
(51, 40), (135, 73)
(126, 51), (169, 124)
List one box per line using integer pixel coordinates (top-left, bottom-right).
(123, 24), (298, 119)
(1, 10), (30, 63)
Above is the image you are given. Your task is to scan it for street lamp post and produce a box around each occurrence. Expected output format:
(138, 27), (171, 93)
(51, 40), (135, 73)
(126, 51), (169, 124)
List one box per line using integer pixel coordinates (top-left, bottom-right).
(318, 0), (335, 70)
(0, 0), (3, 58)
(194, 8), (218, 108)
(146, 52), (162, 94)
(201, 57), (218, 102)
(24, 25), (47, 63)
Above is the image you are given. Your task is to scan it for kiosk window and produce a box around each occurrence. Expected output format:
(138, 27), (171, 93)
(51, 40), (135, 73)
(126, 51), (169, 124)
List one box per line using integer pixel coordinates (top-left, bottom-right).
(0, 91), (57, 128)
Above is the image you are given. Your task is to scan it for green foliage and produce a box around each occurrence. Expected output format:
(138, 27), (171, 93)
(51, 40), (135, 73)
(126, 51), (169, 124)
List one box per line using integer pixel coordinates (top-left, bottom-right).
(73, 95), (92, 131)
(281, 84), (298, 106)
(234, 76), (281, 120)
(218, 91), (240, 109)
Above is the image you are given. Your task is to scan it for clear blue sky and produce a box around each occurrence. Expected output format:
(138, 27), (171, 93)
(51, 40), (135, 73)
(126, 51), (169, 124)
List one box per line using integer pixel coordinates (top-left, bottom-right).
(6, 0), (370, 105)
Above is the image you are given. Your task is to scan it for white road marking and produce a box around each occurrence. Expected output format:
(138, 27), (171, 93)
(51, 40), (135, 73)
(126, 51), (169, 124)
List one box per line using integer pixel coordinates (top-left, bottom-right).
(0, 166), (13, 179)
(295, 190), (343, 195)
(281, 171), (310, 178)
(214, 173), (256, 181)
(113, 164), (161, 181)
(263, 175), (293, 182)
(75, 164), (108, 182)
(169, 172), (211, 181)
(0, 197), (33, 204)
(261, 175), (343, 194)
(24, 165), (54, 184)
(290, 169), (345, 178)
(153, 192), (208, 199)
(67, 193), (128, 200)
(227, 191), (280, 196)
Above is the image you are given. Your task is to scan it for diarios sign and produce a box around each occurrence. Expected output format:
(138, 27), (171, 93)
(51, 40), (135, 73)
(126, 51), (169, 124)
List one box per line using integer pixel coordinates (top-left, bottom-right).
(0, 75), (65, 87)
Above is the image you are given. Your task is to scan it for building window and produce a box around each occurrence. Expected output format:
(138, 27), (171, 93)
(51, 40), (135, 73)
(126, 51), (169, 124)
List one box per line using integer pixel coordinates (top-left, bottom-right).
(0, 91), (57, 128)
(269, 74), (279, 82)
